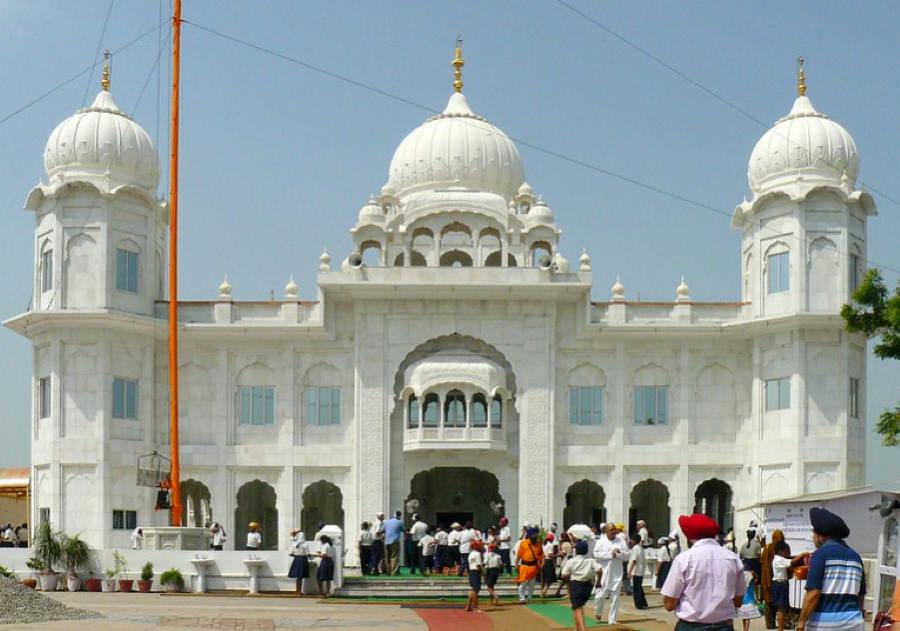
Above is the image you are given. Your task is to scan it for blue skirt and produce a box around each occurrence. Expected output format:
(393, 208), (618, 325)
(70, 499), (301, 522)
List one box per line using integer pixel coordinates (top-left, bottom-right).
(288, 555), (309, 579)
(316, 556), (335, 582)
(569, 580), (593, 609)
(771, 581), (789, 609)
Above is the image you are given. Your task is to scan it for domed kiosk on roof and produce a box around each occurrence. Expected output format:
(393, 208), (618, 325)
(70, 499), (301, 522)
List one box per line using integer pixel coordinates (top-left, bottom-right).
(42, 54), (159, 193)
(349, 39), (561, 269)
(747, 59), (858, 196)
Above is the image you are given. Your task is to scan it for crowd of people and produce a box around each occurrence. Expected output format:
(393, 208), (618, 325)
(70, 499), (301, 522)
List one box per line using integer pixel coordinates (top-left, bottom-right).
(354, 508), (866, 631)
(0, 522), (28, 547)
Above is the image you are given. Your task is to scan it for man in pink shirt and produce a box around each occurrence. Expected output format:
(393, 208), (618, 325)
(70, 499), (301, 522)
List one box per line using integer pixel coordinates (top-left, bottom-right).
(661, 514), (745, 630)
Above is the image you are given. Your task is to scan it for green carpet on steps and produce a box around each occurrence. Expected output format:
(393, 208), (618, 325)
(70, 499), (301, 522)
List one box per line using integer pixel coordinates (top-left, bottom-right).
(527, 602), (650, 629)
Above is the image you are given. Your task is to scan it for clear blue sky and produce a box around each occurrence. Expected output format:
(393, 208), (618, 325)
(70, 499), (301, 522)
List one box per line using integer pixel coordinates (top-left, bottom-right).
(1, 1), (898, 484)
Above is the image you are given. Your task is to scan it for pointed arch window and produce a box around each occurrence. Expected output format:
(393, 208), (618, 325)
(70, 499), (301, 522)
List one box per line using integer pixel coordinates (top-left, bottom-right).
(407, 396), (420, 428)
(444, 390), (466, 427)
(422, 393), (439, 428)
(472, 393), (488, 428)
(490, 395), (503, 428)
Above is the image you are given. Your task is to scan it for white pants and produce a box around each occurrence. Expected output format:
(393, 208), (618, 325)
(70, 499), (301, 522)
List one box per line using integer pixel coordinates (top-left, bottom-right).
(517, 578), (535, 601)
(592, 586), (621, 623)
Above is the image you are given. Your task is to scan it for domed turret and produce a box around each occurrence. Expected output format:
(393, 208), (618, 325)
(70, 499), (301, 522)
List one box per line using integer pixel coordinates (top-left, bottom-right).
(748, 59), (858, 195)
(385, 40), (524, 199)
(357, 196), (384, 225)
(43, 58), (159, 192)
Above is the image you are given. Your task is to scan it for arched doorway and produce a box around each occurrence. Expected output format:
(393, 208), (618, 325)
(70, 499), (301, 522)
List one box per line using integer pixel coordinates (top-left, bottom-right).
(694, 478), (733, 534)
(235, 480), (278, 550)
(301, 480), (344, 534)
(407, 467), (504, 529)
(630, 479), (670, 538)
(563, 480), (606, 528)
(180, 479), (212, 528)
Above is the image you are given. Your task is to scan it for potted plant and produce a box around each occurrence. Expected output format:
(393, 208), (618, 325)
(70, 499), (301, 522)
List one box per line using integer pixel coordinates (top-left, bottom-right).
(138, 561), (154, 593)
(32, 521), (62, 592)
(22, 557), (42, 589)
(61, 534), (92, 592)
(113, 550), (133, 592)
(0, 565), (15, 579)
(101, 566), (117, 592)
(84, 572), (102, 592)
(159, 568), (184, 593)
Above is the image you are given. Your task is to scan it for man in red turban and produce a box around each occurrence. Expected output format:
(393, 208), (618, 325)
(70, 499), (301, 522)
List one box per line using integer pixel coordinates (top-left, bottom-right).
(661, 514), (745, 630)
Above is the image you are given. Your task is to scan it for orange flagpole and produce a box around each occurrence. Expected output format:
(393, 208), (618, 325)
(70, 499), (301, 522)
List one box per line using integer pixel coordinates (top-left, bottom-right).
(167, 0), (183, 527)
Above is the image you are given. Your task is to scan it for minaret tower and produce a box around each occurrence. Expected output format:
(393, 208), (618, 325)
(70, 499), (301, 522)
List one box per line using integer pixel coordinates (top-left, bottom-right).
(733, 59), (875, 497)
(15, 55), (166, 547)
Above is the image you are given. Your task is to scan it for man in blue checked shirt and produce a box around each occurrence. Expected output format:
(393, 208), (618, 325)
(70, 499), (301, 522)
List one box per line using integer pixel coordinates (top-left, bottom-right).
(795, 507), (866, 631)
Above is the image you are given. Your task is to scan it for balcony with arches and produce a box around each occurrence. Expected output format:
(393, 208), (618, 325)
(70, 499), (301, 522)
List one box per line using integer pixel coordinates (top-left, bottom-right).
(400, 351), (509, 451)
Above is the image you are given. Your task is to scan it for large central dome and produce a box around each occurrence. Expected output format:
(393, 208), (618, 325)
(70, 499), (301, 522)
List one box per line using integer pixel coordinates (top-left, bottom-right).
(386, 91), (525, 200)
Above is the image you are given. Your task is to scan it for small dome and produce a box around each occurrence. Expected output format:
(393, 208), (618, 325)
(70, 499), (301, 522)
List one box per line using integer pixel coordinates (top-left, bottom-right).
(357, 197), (384, 224)
(318, 249), (332, 272)
(44, 90), (160, 191)
(676, 276), (690, 301)
(218, 275), (232, 299)
(386, 92), (525, 199)
(527, 198), (554, 223)
(748, 94), (858, 194)
(284, 275), (299, 299)
(517, 181), (535, 198)
(579, 249), (591, 272)
(611, 276), (625, 301)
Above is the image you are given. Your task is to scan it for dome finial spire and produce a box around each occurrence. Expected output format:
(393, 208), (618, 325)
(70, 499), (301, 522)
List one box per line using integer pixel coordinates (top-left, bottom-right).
(797, 56), (806, 97)
(451, 36), (464, 93)
(100, 49), (111, 91)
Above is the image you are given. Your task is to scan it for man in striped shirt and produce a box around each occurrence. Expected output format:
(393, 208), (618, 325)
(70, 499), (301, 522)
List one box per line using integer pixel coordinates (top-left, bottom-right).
(796, 507), (866, 631)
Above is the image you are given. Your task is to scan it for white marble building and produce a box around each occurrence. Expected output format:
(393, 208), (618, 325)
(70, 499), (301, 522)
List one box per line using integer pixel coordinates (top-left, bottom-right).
(6, 56), (874, 556)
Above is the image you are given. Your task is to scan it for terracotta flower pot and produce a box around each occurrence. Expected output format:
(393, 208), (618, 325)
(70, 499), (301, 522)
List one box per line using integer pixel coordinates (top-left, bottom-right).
(118, 579), (134, 592)
(137, 579), (153, 593)
(20, 579), (37, 590)
(85, 578), (102, 592)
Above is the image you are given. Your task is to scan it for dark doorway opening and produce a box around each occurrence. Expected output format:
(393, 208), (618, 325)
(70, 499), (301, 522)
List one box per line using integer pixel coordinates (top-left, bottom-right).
(436, 512), (474, 528)
(407, 467), (504, 529)
(563, 479), (606, 529)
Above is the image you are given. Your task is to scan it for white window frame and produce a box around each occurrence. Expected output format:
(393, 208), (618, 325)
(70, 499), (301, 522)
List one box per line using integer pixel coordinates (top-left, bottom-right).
(767, 251), (790, 294)
(634, 386), (668, 425)
(239, 385), (275, 425)
(765, 377), (791, 411)
(306, 386), (340, 426)
(849, 254), (862, 293)
(40, 248), (53, 293)
(568, 386), (603, 425)
(112, 377), (139, 420)
(115, 248), (139, 293)
(849, 377), (860, 419)
(38, 376), (51, 419)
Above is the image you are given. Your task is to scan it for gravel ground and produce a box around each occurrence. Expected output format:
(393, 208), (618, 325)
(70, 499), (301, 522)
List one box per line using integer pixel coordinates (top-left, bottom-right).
(0, 576), (100, 625)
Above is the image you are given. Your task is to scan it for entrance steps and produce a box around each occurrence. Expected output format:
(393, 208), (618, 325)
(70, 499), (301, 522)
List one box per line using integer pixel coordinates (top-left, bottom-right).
(337, 574), (523, 598)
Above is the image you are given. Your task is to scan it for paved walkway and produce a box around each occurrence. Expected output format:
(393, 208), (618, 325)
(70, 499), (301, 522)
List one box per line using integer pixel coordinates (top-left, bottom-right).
(15, 590), (774, 630)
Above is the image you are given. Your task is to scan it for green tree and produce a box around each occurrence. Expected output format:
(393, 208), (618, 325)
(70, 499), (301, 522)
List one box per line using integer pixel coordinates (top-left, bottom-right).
(841, 268), (900, 446)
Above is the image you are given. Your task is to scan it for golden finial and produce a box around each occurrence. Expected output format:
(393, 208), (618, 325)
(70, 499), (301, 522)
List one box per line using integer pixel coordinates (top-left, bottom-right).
(100, 50), (111, 92)
(797, 56), (806, 97)
(451, 36), (464, 93)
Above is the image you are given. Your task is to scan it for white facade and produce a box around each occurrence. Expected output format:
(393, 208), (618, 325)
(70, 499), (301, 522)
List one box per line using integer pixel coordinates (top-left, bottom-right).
(5, 62), (875, 558)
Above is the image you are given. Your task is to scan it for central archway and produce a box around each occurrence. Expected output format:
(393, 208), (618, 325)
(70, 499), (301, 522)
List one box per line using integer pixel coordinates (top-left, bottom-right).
(629, 479), (670, 539)
(407, 467), (504, 528)
(563, 480), (606, 528)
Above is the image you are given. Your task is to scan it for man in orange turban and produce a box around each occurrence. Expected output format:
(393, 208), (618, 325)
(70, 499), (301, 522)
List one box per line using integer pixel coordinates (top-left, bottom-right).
(514, 527), (544, 604)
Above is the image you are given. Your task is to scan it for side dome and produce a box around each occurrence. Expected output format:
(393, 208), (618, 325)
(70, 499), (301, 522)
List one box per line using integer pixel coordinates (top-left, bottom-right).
(44, 90), (160, 192)
(386, 92), (525, 199)
(748, 94), (858, 194)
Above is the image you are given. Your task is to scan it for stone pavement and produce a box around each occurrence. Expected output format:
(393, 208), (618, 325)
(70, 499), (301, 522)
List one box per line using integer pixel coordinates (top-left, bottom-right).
(9, 589), (775, 630)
